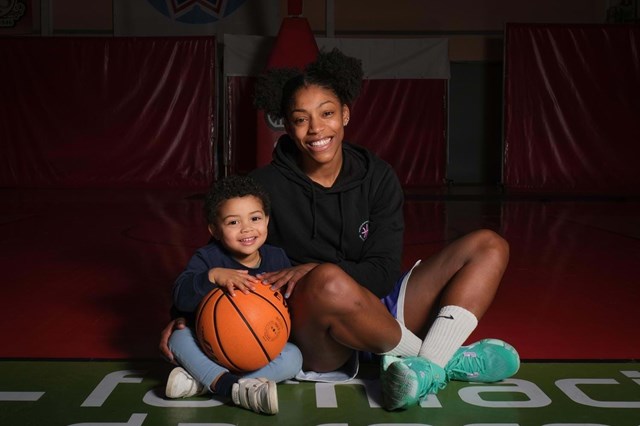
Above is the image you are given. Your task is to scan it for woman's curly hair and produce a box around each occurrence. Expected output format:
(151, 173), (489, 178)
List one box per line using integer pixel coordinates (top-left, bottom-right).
(254, 48), (364, 120)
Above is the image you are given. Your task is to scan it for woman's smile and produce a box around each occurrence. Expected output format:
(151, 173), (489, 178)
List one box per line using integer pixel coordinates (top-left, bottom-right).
(306, 137), (333, 150)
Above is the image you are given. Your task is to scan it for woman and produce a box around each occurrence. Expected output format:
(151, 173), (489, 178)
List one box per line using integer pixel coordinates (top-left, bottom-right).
(161, 49), (519, 411)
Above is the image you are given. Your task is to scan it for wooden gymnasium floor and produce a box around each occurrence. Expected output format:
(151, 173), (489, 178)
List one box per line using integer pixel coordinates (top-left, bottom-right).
(1, 187), (639, 425)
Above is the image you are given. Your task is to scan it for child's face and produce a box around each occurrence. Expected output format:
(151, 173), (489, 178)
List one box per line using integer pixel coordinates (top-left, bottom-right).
(209, 195), (269, 261)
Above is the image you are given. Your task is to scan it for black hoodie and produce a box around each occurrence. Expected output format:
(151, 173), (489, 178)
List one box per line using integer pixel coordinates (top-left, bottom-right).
(250, 135), (404, 298)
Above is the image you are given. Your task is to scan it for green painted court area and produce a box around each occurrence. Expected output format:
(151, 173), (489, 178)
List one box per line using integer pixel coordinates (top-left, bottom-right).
(1, 360), (639, 426)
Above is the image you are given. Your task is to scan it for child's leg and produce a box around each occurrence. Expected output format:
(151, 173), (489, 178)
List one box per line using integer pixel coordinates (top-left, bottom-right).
(168, 326), (227, 391)
(170, 328), (302, 385)
(243, 342), (303, 383)
(168, 327), (289, 415)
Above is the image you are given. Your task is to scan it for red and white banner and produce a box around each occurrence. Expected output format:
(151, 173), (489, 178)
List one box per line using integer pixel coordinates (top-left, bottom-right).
(256, 17), (319, 167)
(113, 0), (280, 36)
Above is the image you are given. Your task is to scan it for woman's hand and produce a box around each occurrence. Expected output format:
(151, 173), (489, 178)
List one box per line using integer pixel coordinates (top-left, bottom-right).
(209, 268), (260, 297)
(258, 263), (318, 298)
(159, 317), (186, 364)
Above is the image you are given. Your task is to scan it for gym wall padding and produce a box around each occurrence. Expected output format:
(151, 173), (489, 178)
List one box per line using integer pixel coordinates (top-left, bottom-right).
(503, 24), (640, 195)
(0, 37), (216, 189)
(347, 79), (447, 189)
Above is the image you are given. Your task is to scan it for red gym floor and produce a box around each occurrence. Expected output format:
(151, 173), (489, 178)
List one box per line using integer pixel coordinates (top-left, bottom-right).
(1, 187), (639, 361)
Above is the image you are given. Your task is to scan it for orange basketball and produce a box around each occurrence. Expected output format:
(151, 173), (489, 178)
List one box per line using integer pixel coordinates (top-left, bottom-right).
(195, 284), (291, 373)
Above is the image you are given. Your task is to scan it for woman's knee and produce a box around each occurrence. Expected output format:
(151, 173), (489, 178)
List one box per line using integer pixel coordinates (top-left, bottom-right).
(301, 263), (359, 302)
(469, 229), (510, 265)
(289, 263), (364, 320)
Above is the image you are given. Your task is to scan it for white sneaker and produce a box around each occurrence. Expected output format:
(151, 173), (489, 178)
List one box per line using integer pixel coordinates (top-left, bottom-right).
(231, 377), (278, 415)
(165, 367), (206, 398)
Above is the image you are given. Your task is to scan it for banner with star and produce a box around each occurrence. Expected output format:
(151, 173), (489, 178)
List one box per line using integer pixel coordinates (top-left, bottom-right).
(114, 0), (280, 37)
(0, 0), (33, 35)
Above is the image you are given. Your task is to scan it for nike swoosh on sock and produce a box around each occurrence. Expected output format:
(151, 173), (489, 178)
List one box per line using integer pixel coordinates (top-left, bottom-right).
(436, 314), (454, 320)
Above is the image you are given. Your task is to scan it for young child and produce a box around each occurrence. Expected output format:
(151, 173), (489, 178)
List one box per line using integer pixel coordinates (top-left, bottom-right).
(165, 175), (302, 415)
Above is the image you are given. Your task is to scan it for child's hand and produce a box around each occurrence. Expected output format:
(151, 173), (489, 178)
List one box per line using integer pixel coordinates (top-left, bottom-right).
(257, 263), (318, 299)
(209, 268), (260, 297)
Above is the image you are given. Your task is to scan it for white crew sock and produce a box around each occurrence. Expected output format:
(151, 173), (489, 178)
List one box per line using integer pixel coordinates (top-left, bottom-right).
(418, 305), (478, 368)
(377, 322), (421, 357)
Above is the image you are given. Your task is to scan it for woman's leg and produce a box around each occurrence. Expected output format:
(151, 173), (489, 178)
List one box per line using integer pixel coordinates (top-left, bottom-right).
(403, 229), (510, 368)
(403, 229), (509, 337)
(288, 263), (406, 372)
(287, 229), (509, 372)
(381, 229), (516, 411)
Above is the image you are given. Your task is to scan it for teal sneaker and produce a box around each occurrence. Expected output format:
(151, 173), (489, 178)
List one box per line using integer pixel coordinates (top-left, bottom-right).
(380, 355), (447, 411)
(445, 338), (520, 383)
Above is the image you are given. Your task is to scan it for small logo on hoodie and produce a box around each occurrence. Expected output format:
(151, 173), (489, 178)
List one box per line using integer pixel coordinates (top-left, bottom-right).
(358, 221), (369, 241)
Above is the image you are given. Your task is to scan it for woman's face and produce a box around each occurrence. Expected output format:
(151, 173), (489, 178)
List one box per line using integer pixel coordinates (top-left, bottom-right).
(285, 84), (350, 168)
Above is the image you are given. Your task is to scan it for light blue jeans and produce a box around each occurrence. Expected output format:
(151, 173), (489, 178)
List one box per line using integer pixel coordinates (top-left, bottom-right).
(169, 327), (303, 392)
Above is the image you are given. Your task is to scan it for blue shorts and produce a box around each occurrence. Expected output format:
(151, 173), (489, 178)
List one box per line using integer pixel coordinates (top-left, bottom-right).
(381, 269), (408, 320)
(360, 260), (421, 362)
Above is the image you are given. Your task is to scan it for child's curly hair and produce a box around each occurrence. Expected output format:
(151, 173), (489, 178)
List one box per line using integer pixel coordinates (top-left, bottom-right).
(254, 48), (364, 120)
(204, 175), (271, 225)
